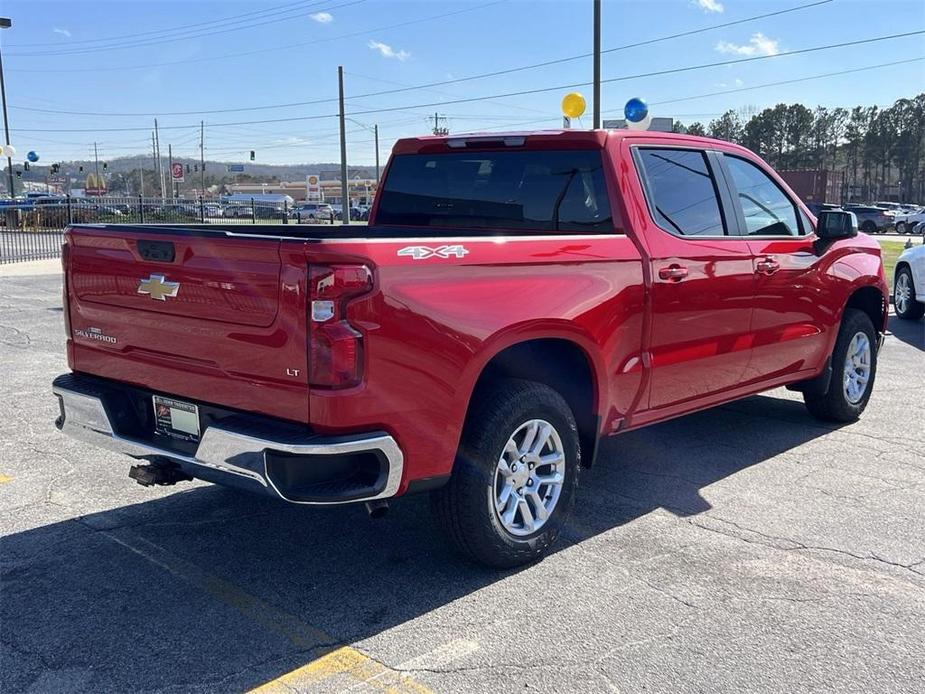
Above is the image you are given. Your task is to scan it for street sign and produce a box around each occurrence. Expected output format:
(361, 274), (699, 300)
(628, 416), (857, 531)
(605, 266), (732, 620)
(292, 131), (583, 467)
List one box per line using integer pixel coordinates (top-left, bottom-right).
(171, 162), (185, 183)
(306, 174), (321, 201)
(227, 164), (245, 173)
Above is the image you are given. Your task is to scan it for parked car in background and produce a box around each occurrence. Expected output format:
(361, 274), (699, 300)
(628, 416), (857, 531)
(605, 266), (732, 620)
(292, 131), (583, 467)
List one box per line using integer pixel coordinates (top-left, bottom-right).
(844, 204), (894, 234)
(894, 241), (925, 320)
(293, 202), (334, 222)
(223, 204), (251, 219)
(203, 203), (224, 219)
(894, 208), (925, 234)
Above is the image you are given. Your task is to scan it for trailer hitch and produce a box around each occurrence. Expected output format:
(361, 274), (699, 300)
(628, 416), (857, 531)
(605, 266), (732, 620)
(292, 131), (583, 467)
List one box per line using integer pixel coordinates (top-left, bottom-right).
(129, 461), (193, 487)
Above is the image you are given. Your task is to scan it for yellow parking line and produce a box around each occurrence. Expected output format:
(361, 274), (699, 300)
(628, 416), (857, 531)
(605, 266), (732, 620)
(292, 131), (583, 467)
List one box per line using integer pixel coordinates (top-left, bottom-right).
(0, 474), (13, 484)
(248, 645), (432, 693)
(102, 530), (431, 694)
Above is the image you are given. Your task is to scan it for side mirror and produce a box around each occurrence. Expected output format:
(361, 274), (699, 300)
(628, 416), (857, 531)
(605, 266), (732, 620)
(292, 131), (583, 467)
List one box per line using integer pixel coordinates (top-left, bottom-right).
(816, 210), (858, 240)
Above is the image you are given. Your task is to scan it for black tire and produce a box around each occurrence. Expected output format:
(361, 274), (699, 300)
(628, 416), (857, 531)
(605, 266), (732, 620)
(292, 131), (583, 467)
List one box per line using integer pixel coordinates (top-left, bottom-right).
(860, 220), (877, 234)
(896, 221), (907, 234)
(431, 379), (580, 568)
(894, 266), (925, 320)
(804, 308), (878, 422)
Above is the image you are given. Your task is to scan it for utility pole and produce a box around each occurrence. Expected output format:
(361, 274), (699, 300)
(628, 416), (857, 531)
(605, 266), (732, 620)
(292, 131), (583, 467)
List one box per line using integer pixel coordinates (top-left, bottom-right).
(593, 0), (601, 129)
(432, 113), (448, 136)
(338, 65), (350, 225)
(150, 131), (157, 200)
(154, 118), (164, 200)
(374, 123), (380, 182)
(93, 142), (100, 180)
(167, 144), (175, 199)
(0, 17), (14, 198)
(199, 120), (205, 197)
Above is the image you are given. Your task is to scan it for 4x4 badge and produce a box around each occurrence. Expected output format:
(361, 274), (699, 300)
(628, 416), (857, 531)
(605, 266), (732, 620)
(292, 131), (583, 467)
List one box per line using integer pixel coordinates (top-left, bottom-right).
(137, 274), (180, 301)
(397, 245), (469, 260)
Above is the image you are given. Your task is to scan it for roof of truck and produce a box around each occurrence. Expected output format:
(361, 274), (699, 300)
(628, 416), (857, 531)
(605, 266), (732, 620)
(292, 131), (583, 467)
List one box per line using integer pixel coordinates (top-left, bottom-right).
(391, 128), (738, 155)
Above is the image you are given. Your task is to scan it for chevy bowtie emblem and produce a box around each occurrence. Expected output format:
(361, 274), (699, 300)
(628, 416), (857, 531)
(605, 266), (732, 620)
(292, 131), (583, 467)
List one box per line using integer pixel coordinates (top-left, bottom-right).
(137, 274), (180, 301)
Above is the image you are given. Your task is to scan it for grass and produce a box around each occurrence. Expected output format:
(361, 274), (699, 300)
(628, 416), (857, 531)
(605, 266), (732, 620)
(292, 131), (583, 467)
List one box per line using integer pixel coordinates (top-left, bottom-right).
(877, 239), (908, 281)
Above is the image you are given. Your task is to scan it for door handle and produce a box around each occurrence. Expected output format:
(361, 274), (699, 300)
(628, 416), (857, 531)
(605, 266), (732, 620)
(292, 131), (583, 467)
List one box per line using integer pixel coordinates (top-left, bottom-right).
(658, 264), (689, 281)
(756, 257), (780, 275)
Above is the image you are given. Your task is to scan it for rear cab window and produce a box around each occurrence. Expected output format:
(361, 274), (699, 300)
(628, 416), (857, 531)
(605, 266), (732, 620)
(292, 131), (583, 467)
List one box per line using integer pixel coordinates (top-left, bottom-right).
(376, 149), (615, 233)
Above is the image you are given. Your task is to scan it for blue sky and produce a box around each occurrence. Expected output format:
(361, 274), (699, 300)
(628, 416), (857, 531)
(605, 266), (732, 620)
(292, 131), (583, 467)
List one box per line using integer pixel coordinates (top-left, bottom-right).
(1, 0), (923, 165)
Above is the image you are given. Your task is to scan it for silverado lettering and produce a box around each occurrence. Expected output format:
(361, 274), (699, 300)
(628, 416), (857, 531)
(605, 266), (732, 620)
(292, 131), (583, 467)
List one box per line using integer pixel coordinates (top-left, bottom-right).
(52, 129), (888, 567)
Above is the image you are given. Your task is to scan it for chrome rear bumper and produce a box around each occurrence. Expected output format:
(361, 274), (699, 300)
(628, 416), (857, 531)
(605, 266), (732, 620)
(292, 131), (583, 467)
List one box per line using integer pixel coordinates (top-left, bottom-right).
(52, 374), (403, 505)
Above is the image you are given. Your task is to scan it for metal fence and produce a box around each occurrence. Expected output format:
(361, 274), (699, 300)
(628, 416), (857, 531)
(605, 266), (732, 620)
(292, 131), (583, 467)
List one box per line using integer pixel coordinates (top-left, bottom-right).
(0, 195), (328, 264)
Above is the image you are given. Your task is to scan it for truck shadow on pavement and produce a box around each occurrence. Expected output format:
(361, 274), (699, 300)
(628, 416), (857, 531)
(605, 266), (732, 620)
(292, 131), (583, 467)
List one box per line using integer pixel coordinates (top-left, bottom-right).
(1, 393), (838, 692)
(887, 314), (924, 351)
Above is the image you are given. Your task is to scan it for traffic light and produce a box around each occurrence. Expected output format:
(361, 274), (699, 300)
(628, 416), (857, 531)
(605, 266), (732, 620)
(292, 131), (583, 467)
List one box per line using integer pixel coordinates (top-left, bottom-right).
(186, 164), (190, 173)
(51, 163), (60, 174)
(79, 165), (84, 173)
(103, 162), (108, 169)
(23, 161), (29, 171)
(15, 171), (21, 178)
(250, 150), (255, 161)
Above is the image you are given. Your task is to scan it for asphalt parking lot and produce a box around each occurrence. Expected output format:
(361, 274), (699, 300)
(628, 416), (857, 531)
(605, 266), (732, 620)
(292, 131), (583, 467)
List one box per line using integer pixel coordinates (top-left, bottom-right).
(1, 269), (923, 694)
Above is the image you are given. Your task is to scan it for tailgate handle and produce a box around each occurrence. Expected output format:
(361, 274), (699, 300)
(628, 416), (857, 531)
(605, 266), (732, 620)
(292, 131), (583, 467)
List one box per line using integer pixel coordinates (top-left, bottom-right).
(137, 240), (175, 263)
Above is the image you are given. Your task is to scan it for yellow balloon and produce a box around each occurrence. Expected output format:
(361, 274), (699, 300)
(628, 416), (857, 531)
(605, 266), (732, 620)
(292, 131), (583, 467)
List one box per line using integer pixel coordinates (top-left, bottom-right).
(561, 92), (586, 119)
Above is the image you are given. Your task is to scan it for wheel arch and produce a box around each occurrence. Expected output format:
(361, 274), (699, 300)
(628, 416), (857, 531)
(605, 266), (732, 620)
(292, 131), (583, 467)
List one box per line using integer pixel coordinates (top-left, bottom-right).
(464, 334), (604, 468)
(844, 284), (888, 335)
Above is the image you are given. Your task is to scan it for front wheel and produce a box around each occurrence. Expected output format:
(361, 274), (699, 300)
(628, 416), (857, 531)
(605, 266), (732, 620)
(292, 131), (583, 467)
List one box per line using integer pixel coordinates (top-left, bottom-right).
(896, 221), (907, 234)
(804, 308), (878, 422)
(431, 379), (580, 568)
(894, 266), (924, 320)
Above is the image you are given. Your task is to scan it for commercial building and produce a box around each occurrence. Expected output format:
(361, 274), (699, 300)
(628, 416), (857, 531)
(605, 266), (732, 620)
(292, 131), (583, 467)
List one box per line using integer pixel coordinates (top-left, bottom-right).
(226, 176), (378, 206)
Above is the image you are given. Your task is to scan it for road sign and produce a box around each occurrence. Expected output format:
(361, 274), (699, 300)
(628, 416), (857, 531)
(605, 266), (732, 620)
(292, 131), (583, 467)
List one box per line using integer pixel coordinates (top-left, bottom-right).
(226, 164), (245, 173)
(171, 162), (185, 183)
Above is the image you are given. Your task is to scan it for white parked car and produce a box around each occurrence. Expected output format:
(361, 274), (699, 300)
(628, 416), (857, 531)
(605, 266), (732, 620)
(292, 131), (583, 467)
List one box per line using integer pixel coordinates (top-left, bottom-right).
(894, 242), (925, 320)
(894, 209), (925, 234)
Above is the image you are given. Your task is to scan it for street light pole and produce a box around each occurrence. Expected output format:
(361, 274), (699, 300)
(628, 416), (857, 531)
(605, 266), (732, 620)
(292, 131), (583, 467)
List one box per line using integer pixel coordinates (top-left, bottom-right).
(338, 65), (350, 225)
(0, 17), (15, 198)
(593, 0), (601, 129)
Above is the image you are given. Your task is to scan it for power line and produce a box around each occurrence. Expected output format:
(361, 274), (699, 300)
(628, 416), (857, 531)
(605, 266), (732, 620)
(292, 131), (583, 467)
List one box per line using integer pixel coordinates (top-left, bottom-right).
(6, 1), (505, 72)
(8, 0), (366, 57)
(5, 0), (317, 48)
(10, 32), (924, 133)
(10, 0), (836, 116)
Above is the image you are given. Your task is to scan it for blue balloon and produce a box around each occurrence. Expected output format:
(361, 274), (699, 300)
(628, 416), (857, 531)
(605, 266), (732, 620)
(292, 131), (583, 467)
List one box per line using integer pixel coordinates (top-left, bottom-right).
(26, 150), (39, 162)
(624, 98), (649, 123)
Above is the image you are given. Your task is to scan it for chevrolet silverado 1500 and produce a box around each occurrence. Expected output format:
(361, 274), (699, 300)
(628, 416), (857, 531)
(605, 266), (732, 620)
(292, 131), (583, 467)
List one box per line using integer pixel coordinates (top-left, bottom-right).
(53, 130), (888, 567)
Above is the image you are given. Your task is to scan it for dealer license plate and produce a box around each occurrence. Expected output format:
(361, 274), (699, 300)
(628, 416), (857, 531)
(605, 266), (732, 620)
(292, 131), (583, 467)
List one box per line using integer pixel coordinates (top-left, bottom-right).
(153, 395), (201, 442)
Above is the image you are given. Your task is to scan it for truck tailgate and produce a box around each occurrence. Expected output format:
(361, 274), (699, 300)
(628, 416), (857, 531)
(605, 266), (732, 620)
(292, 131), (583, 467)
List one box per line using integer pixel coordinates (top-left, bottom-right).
(65, 225), (310, 423)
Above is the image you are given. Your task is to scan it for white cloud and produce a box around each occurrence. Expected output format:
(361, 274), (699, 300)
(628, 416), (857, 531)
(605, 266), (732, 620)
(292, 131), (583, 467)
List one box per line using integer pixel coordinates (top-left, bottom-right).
(309, 12), (333, 23)
(53, 27), (71, 37)
(367, 40), (410, 61)
(693, 0), (724, 12)
(734, 77), (744, 87)
(715, 33), (780, 57)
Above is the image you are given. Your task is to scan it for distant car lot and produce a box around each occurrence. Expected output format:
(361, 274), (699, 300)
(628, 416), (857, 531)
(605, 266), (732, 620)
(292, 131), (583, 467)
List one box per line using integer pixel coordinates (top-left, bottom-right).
(1, 269), (923, 693)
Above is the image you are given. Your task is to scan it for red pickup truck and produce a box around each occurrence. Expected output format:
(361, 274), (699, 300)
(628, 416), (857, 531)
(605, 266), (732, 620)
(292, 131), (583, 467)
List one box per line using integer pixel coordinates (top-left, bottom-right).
(53, 130), (888, 567)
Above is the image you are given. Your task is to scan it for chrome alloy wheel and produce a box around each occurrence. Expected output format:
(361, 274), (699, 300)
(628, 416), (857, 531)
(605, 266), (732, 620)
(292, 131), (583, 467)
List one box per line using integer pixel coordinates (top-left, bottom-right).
(493, 419), (566, 537)
(843, 332), (872, 404)
(895, 272), (912, 315)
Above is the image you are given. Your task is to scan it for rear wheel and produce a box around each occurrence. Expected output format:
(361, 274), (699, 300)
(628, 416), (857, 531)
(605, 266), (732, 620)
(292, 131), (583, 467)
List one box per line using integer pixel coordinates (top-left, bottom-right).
(431, 379), (580, 568)
(894, 266), (924, 320)
(896, 221), (907, 234)
(804, 309), (878, 422)
(860, 220), (877, 234)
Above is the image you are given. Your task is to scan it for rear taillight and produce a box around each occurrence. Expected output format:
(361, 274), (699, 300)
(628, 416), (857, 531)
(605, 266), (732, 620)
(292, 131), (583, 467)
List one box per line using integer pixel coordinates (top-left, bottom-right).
(308, 264), (372, 388)
(61, 241), (71, 338)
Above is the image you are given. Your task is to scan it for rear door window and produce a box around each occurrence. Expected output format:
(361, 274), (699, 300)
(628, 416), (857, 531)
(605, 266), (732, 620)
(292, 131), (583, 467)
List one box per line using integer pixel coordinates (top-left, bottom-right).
(635, 148), (727, 236)
(376, 149), (614, 232)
